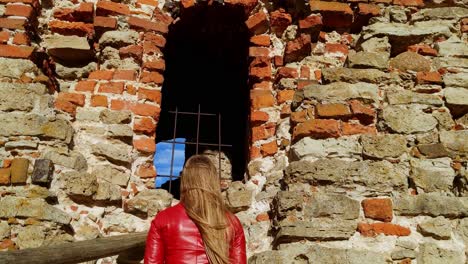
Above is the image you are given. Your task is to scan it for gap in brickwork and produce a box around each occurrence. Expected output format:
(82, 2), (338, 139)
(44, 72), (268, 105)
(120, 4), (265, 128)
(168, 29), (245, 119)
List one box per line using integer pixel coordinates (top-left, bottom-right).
(155, 2), (251, 198)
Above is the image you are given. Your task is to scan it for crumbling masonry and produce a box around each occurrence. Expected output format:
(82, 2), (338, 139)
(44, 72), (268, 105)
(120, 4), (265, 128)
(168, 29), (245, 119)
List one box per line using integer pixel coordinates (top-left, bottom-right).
(0, 0), (467, 263)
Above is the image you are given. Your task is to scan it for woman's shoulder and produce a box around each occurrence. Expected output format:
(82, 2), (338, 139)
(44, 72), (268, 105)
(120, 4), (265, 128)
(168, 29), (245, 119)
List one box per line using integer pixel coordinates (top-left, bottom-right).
(152, 202), (184, 223)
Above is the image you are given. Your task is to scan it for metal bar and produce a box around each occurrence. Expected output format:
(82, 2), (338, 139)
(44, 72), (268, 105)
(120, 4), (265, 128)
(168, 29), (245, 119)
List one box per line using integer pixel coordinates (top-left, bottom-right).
(196, 104), (201, 154)
(168, 107), (178, 193)
(218, 113), (222, 179)
(168, 111), (217, 116)
(157, 174), (180, 178)
(161, 140), (232, 147)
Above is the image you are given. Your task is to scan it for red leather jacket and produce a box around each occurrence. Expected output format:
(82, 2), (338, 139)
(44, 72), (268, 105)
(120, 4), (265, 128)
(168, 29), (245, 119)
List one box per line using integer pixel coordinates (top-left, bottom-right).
(144, 203), (247, 264)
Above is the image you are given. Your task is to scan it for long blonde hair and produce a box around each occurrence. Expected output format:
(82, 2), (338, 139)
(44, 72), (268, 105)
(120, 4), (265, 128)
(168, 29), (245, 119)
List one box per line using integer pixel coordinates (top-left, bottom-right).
(180, 154), (233, 264)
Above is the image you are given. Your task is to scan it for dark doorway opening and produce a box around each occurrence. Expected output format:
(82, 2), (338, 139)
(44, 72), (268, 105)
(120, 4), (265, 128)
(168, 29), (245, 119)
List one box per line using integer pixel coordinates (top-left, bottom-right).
(155, 3), (250, 198)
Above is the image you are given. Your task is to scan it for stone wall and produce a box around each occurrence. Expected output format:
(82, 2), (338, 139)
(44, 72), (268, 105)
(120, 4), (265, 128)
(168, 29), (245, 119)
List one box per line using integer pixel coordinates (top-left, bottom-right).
(0, 0), (467, 263)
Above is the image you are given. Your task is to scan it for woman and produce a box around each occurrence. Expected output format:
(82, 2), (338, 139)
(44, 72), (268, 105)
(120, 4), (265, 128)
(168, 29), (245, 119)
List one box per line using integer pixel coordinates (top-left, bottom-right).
(144, 155), (247, 264)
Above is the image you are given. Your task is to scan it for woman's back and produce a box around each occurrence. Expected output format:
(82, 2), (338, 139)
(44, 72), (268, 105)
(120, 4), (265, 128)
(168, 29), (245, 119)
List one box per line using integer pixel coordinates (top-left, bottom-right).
(144, 203), (246, 264)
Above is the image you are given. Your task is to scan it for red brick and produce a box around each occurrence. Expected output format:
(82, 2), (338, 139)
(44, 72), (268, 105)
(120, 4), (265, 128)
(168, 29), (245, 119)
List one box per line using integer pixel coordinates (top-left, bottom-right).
(143, 40), (162, 55)
(358, 223), (411, 237)
(98, 82), (125, 94)
(416, 71), (442, 84)
(291, 110), (308, 124)
(143, 59), (165, 71)
(128, 16), (168, 34)
(0, 239), (15, 250)
(133, 137), (156, 153)
(0, 17), (27, 29)
(276, 67), (298, 79)
(250, 56), (272, 80)
(134, 117), (156, 134)
(94, 16), (117, 29)
(393, 0), (424, 7)
(119, 45), (143, 61)
(342, 122), (376, 135)
(316, 103), (351, 119)
(5, 4), (33, 18)
(113, 70), (137, 81)
(138, 88), (162, 104)
(300, 66), (310, 79)
(49, 20), (94, 37)
(299, 14), (323, 30)
(144, 32), (166, 48)
(140, 71), (164, 84)
(57, 92), (85, 106)
(126, 85), (137, 95)
(89, 70), (114, 80)
(270, 8), (292, 35)
(137, 0), (158, 6)
(293, 119), (341, 140)
(180, 0), (195, 8)
(284, 34), (311, 63)
(277, 90), (295, 104)
(251, 123), (275, 141)
(0, 31), (9, 44)
(96, 1), (130, 16)
(349, 100), (375, 125)
(408, 44), (437, 56)
(256, 213), (270, 222)
(53, 8), (75, 21)
(298, 79), (317, 90)
(357, 3), (380, 16)
(309, 1), (353, 28)
(250, 35), (270, 46)
(325, 43), (349, 55)
(91, 95), (108, 107)
(249, 47), (270, 57)
(0, 44), (33, 58)
(362, 198), (393, 222)
(245, 11), (268, 35)
(224, 0), (258, 14)
(251, 90), (275, 110)
(152, 8), (174, 26)
(132, 103), (160, 118)
(251, 110), (269, 125)
(55, 92), (85, 114)
(75, 80), (96, 92)
(136, 163), (156, 178)
(274, 55), (283, 67)
(0, 0), (37, 3)
(111, 100), (160, 118)
(76, 3), (94, 21)
(253, 81), (272, 90)
(250, 146), (261, 159)
(12, 32), (29, 45)
(260, 141), (278, 157)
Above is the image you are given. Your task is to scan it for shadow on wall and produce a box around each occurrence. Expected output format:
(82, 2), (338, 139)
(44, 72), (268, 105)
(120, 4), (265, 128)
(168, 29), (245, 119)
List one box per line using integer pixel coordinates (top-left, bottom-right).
(155, 1), (251, 199)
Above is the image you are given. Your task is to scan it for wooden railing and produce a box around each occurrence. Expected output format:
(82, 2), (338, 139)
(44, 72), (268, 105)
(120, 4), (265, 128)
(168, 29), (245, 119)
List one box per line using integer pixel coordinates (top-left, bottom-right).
(0, 232), (147, 264)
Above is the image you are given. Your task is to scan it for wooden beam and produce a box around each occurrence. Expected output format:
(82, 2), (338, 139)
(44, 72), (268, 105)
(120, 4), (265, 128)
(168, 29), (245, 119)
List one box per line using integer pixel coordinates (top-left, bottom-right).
(0, 232), (148, 264)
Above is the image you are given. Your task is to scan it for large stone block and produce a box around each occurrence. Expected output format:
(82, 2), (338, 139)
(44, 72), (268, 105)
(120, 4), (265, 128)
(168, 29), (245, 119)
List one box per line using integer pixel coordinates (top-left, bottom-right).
(387, 90), (443, 106)
(394, 194), (468, 218)
(361, 134), (407, 159)
(304, 193), (360, 220)
(347, 51), (389, 70)
(0, 82), (47, 112)
(382, 106), (437, 134)
(302, 82), (379, 103)
(32, 159), (54, 185)
(43, 150), (87, 171)
(100, 109), (132, 124)
(322, 68), (393, 84)
(43, 35), (93, 63)
(276, 219), (358, 243)
(92, 141), (132, 164)
(61, 171), (98, 197)
(286, 159), (408, 194)
(412, 7), (468, 21)
(305, 245), (391, 264)
(417, 216), (451, 240)
(444, 73), (468, 88)
(417, 243), (464, 264)
(410, 158), (456, 193)
(125, 189), (172, 217)
(92, 165), (130, 187)
(291, 137), (362, 160)
(0, 58), (41, 79)
(10, 158), (29, 184)
(440, 130), (468, 156)
(0, 196), (71, 224)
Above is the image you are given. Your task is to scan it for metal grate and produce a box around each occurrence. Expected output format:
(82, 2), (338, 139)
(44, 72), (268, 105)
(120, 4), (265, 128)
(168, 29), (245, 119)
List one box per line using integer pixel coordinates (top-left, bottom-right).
(156, 104), (232, 193)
